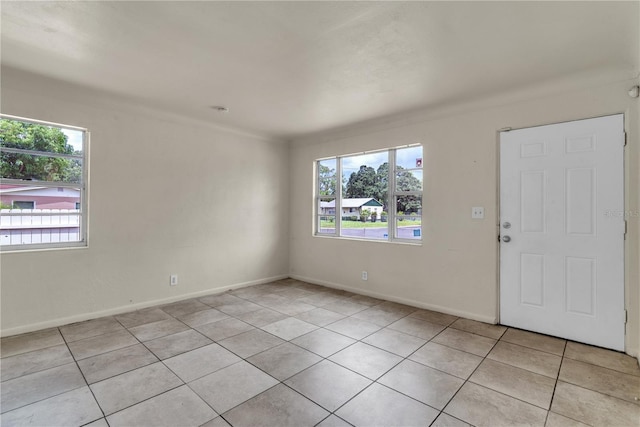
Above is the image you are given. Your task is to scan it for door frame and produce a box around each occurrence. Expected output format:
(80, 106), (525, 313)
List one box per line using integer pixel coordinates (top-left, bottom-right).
(496, 113), (627, 350)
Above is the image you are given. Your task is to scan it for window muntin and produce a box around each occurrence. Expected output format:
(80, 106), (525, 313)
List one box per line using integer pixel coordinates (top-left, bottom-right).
(1, 115), (88, 251)
(315, 145), (423, 243)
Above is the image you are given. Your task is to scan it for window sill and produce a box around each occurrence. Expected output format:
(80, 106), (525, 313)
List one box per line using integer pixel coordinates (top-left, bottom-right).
(313, 234), (422, 246)
(1, 243), (89, 254)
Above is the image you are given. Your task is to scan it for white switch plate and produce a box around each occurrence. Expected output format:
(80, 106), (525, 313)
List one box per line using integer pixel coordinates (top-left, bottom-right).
(471, 207), (484, 219)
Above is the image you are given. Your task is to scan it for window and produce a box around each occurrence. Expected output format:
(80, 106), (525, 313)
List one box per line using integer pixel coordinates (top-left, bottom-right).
(1, 115), (88, 250)
(315, 145), (423, 242)
(12, 201), (35, 209)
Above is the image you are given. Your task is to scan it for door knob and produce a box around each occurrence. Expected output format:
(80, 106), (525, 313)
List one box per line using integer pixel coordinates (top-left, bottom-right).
(502, 235), (511, 243)
(503, 222), (511, 229)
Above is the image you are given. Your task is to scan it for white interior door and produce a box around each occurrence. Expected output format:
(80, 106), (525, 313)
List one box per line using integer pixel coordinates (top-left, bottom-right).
(500, 114), (625, 351)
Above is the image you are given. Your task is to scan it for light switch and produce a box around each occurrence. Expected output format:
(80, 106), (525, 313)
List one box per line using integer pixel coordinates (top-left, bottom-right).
(471, 207), (484, 219)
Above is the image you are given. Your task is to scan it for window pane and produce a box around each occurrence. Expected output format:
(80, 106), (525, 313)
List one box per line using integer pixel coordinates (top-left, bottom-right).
(341, 151), (388, 240)
(396, 170), (423, 192)
(60, 129), (84, 156)
(395, 217), (422, 239)
(317, 215), (336, 234)
(0, 214), (81, 246)
(1, 183), (82, 246)
(395, 195), (422, 239)
(1, 119), (82, 155)
(318, 159), (337, 196)
(341, 214), (388, 240)
(0, 152), (82, 183)
(396, 146), (423, 170)
(317, 197), (336, 235)
(396, 195), (422, 215)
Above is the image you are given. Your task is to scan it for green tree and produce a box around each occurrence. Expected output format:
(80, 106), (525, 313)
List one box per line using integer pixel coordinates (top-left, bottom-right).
(396, 168), (421, 191)
(318, 164), (336, 196)
(345, 165), (378, 199)
(395, 167), (422, 214)
(0, 119), (79, 182)
(344, 162), (421, 213)
(375, 162), (389, 210)
(396, 196), (421, 215)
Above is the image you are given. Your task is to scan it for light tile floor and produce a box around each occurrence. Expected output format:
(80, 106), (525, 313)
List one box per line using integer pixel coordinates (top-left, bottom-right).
(1, 278), (639, 426)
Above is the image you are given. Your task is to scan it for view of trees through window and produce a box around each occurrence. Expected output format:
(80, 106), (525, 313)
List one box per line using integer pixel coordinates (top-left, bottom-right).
(317, 146), (423, 241)
(0, 119), (82, 184)
(1, 116), (86, 249)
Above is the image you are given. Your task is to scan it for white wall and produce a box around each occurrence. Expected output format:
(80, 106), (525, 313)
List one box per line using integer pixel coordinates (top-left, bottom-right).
(2, 67), (638, 359)
(0, 67), (290, 335)
(289, 75), (640, 357)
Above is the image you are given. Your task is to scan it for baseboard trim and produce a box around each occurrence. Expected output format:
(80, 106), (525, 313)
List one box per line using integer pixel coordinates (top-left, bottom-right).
(289, 274), (497, 324)
(1, 274), (288, 337)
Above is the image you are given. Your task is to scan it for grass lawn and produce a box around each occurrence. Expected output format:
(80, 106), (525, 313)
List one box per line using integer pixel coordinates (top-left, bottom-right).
(321, 219), (421, 228)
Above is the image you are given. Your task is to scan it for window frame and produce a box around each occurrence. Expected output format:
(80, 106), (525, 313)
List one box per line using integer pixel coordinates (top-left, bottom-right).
(314, 144), (423, 244)
(1, 114), (89, 252)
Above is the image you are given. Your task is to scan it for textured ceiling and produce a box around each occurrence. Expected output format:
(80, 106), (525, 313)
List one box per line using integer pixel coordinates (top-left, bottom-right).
(1, 1), (638, 140)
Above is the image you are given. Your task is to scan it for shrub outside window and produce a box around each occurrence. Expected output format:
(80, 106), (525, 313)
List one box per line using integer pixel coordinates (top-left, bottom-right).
(315, 145), (423, 243)
(0, 115), (88, 250)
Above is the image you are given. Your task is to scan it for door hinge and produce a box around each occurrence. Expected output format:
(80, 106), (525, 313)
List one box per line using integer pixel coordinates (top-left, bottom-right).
(622, 132), (627, 147)
(624, 309), (628, 324)
(624, 219), (628, 237)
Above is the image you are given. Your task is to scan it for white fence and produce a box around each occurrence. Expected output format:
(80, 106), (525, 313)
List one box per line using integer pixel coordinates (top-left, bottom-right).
(0, 209), (81, 246)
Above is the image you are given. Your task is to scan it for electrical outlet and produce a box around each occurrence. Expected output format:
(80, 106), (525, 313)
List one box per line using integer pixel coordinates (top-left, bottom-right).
(170, 274), (178, 286)
(361, 271), (368, 281)
(471, 207), (484, 219)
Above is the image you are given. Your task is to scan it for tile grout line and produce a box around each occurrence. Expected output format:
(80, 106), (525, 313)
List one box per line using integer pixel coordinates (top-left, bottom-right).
(59, 325), (107, 425)
(426, 326), (503, 423)
(543, 339), (567, 427)
(94, 312), (201, 424)
(167, 287), (351, 424)
(2, 330), (90, 414)
(114, 308), (223, 425)
(254, 304), (452, 423)
(75, 315), (157, 424)
(0, 291), (487, 425)
(441, 327), (594, 423)
(295, 311), (502, 425)
(4, 280), (638, 426)
(154, 290), (456, 426)
(203, 291), (442, 425)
